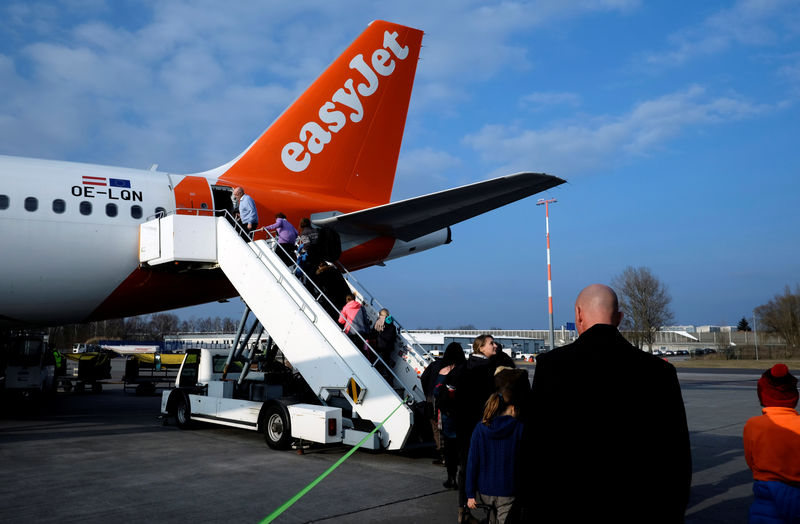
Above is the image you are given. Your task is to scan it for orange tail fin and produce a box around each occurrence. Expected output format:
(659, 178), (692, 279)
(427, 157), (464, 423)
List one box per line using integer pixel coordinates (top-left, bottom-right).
(219, 21), (423, 208)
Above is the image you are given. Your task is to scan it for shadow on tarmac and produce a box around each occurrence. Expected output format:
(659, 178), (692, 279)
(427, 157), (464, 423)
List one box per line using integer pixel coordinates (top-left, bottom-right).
(687, 431), (753, 523)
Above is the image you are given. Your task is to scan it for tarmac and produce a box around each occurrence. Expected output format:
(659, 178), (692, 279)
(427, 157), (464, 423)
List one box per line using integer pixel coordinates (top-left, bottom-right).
(0, 361), (765, 523)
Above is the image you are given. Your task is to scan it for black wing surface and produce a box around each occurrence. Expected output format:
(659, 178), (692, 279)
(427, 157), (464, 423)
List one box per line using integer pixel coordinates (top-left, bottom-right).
(314, 172), (565, 241)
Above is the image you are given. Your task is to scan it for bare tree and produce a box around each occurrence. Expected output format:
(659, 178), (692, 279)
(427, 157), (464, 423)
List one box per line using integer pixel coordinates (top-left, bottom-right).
(755, 285), (800, 358)
(149, 313), (180, 339)
(103, 318), (126, 338)
(179, 318), (196, 332)
(222, 317), (238, 332)
(124, 315), (152, 340)
(196, 317), (215, 332)
(612, 266), (674, 352)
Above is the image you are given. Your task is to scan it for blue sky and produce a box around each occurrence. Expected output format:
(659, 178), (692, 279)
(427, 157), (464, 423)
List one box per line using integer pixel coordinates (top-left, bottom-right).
(1, 1), (799, 329)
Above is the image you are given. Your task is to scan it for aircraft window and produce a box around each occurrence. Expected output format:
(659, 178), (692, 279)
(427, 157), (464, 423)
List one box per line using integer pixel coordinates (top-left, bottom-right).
(0, 195), (8, 210)
(106, 203), (118, 217)
(79, 201), (92, 216)
(24, 197), (38, 212)
(155, 206), (166, 217)
(131, 205), (143, 219)
(52, 199), (66, 214)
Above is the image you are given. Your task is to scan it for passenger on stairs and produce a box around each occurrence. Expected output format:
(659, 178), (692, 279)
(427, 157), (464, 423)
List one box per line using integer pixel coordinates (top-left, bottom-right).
(313, 261), (351, 320)
(373, 308), (397, 365)
(262, 212), (298, 266)
(295, 218), (319, 277)
(233, 186), (258, 240)
(339, 295), (369, 350)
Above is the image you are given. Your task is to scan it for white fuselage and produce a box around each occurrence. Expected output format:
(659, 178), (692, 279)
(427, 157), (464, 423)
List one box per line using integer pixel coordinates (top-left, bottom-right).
(0, 155), (176, 326)
(0, 154), (449, 328)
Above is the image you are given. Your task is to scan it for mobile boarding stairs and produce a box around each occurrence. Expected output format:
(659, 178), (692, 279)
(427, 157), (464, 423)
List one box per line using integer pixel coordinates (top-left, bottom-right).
(138, 210), (432, 450)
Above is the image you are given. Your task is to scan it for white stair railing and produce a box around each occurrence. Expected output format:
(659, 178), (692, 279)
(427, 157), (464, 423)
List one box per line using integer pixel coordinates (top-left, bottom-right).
(336, 263), (434, 376)
(249, 229), (424, 403)
(139, 210), (419, 449)
(215, 215), (415, 449)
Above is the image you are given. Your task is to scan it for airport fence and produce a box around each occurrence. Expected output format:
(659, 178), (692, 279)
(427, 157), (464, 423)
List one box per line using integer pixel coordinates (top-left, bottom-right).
(711, 344), (799, 361)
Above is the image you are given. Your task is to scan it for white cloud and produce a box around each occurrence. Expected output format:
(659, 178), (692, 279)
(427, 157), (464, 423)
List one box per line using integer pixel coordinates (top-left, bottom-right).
(0, 1), (641, 172)
(393, 147), (463, 199)
(520, 91), (581, 111)
(372, 0), (640, 110)
(778, 53), (800, 92)
(643, 0), (799, 67)
(463, 85), (771, 176)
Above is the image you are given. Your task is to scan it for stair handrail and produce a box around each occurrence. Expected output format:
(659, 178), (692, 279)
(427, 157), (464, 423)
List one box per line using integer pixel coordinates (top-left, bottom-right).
(141, 208), (420, 403)
(335, 262), (433, 367)
(248, 225), (417, 403)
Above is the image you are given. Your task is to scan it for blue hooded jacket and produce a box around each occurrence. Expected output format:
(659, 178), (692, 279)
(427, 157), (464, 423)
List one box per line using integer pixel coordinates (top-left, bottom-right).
(465, 415), (524, 499)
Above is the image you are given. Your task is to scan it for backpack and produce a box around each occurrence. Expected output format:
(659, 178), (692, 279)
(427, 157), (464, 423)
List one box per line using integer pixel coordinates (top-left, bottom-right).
(355, 305), (370, 336)
(434, 375), (458, 417)
(314, 225), (342, 262)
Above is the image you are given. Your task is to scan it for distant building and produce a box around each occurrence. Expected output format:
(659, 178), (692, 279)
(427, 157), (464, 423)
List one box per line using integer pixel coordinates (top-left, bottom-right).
(405, 331), (546, 356)
(164, 325), (787, 359)
(164, 333), (243, 352)
(658, 329), (698, 342)
(662, 325), (696, 333)
(696, 325), (736, 333)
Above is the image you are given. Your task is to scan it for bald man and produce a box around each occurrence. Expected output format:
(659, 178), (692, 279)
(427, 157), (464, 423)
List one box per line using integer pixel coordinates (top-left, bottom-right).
(522, 284), (691, 523)
(233, 187), (258, 235)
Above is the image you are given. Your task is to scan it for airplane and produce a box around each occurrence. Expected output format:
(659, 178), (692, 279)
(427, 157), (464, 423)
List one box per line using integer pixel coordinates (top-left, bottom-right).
(0, 20), (564, 329)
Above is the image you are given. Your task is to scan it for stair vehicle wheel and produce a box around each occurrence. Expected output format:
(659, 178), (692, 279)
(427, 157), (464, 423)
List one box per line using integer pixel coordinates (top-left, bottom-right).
(263, 405), (291, 450)
(175, 394), (193, 430)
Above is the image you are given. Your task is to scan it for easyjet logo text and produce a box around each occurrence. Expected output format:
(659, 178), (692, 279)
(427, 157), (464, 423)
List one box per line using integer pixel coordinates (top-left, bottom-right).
(281, 31), (410, 173)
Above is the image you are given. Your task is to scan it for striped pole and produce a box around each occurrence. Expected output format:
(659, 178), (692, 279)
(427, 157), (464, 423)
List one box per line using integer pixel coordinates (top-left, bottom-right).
(537, 198), (557, 350)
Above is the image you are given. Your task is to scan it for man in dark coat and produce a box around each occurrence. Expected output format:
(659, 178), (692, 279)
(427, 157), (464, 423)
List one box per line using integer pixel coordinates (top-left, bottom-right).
(525, 284), (691, 523)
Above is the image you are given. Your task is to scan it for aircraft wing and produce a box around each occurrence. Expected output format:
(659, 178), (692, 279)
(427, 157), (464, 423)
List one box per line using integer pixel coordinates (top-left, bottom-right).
(314, 172), (566, 241)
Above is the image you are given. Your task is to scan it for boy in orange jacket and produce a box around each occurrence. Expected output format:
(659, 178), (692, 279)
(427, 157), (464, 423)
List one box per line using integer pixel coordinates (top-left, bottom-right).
(743, 363), (800, 523)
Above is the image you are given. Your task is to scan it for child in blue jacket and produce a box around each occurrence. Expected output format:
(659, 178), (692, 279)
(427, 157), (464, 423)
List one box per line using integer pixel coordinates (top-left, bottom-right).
(466, 383), (524, 524)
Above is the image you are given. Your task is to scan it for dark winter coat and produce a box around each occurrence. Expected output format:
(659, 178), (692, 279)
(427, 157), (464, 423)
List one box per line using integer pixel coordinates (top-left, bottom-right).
(420, 359), (444, 399)
(524, 323), (692, 523)
(312, 265), (350, 319)
(448, 354), (503, 440)
(375, 321), (397, 357)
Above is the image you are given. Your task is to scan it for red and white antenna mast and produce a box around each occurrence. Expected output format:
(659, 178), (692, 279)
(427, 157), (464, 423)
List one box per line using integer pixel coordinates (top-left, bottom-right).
(537, 198), (557, 350)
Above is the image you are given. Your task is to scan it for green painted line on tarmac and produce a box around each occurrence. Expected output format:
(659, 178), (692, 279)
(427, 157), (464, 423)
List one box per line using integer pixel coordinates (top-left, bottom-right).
(259, 397), (409, 524)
